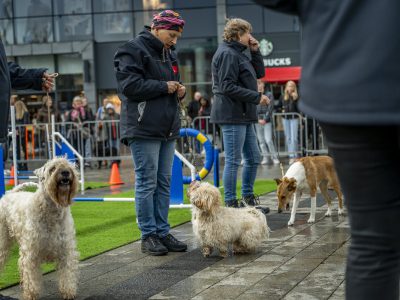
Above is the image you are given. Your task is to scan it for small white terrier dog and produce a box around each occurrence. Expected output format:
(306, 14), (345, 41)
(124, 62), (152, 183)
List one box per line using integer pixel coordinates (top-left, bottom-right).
(187, 181), (269, 257)
(0, 157), (79, 300)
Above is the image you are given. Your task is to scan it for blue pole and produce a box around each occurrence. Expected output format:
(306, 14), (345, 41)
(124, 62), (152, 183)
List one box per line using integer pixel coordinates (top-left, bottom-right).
(0, 146), (5, 196)
(213, 148), (220, 187)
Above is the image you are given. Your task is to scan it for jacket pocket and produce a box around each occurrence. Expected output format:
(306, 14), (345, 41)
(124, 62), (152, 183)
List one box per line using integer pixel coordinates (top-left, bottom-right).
(137, 101), (147, 123)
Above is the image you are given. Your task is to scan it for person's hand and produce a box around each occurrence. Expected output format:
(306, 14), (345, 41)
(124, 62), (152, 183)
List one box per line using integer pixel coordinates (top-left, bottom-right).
(249, 34), (260, 52)
(167, 81), (180, 94)
(259, 94), (270, 106)
(42, 72), (57, 92)
(177, 84), (186, 98)
(258, 119), (266, 125)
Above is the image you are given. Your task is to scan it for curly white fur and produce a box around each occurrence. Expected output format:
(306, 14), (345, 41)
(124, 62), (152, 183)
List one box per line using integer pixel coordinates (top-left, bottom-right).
(188, 181), (270, 257)
(0, 157), (80, 300)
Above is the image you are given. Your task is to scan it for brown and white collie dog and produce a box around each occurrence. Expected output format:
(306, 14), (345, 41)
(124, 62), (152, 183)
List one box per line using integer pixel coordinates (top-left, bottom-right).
(275, 156), (344, 226)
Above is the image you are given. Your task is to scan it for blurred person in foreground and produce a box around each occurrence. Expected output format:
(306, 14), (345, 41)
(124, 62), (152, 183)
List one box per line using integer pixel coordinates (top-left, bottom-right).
(254, 1), (400, 299)
(210, 18), (270, 212)
(114, 10), (187, 256)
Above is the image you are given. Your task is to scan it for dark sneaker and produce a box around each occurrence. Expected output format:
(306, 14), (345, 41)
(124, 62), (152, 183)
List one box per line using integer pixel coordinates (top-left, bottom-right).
(225, 199), (239, 208)
(241, 194), (270, 214)
(255, 206), (270, 214)
(241, 194), (261, 206)
(160, 234), (187, 252)
(141, 235), (168, 256)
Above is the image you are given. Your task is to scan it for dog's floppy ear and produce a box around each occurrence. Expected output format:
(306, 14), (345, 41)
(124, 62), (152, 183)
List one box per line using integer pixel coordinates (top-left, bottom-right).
(34, 166), (46, 182)
(287, 178), (297, 191)
(274, 178), (282, 185)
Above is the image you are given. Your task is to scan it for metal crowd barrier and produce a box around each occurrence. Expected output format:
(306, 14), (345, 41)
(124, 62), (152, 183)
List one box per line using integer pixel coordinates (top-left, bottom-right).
(8, 113), (328, 168)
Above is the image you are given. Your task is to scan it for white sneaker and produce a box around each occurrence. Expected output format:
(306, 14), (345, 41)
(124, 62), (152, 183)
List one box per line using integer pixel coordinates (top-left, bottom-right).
(261, 157), (268, 165)
(273, 158), (280, 165)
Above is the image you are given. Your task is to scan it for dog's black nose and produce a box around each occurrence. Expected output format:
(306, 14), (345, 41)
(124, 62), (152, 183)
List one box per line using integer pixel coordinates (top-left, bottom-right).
(61, 170), (70, 177)
(278, 208), (282, 213)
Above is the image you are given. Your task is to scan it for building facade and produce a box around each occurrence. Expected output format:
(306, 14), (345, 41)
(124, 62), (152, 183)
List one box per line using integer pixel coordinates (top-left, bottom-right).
(1, 0), (300, 112)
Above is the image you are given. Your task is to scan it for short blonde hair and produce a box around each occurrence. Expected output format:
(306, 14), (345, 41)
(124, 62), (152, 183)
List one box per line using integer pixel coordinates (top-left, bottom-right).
(223, 18), (252, 42)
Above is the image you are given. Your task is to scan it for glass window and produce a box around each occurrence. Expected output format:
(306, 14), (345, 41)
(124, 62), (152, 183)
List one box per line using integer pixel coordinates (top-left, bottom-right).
(0, 0), (14, 45)
(57, 54), (83, 74)
(15, 17), (53, 44)
(227, 5), (263, 33)
(53, 0), (91, 15)
(133, 0), (173, 11)
(264, 8), (295, 32)
(17, 55), (55, 73)
(174, 0), (215, 9)
(54, 14), (92, 42)
(94, 13), (134, 42)
(14, 0), (52, 17)
(177, 8), (217, 38)
(93, 0), (132, 13)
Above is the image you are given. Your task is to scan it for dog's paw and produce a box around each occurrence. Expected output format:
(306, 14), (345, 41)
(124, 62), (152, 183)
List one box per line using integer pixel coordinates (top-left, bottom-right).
(307, 218), (315, 224)
(338, 208), (344, 216)
(202, 247), (212, 257)
(219, 250), (228, 258)
(288, 220), (294, 226)
(324, 211), (332, 217)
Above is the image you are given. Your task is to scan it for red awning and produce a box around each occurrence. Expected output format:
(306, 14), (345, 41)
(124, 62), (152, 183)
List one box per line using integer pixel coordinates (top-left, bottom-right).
(261, 66), (302, 83)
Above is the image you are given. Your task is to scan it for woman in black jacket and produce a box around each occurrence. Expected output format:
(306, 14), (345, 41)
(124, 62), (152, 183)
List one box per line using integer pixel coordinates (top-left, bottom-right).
(255, 1), (400, 299)
(210, 18), (270, 209)
(114, 10), (187, 256)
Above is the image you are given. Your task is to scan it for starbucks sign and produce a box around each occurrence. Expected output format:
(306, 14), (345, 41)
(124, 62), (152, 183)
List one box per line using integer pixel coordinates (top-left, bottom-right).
(260, 39), (273, 57)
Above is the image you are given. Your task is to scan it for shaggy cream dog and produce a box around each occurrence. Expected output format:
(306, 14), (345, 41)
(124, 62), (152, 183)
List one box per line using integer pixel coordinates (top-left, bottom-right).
(0, 157), (79, 300)
(188, 181), (269, 257)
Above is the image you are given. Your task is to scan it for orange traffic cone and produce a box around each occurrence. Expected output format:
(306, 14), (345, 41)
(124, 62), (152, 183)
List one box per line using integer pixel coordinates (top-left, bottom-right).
(8, 165), (15, 186)
(109, 163), (124, 185)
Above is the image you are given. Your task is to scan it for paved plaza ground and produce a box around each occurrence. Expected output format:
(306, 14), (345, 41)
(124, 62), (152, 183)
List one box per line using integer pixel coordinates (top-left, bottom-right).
(1, 183), (349, 299)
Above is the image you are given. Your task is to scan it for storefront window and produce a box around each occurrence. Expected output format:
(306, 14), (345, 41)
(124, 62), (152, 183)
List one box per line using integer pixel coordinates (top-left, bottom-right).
(56, 54), (83, 108)
(53, 0), (92, 15)
(14, 0), (52, 17)
(264, 9), (296, 32)
(54, 14), (92, 42)
(94, 13), (133, 42)
(15, 17), (53, 44)
(176, 37), (217, 100)
(0, 0), (13, 45)
(93, 0), (132, 12)
(17, 55), (55, 73)
(174, 0), (215, 8)
(176, 8), (217, 38)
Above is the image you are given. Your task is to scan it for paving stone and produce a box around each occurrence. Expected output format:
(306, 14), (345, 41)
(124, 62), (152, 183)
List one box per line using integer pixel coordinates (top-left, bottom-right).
(150, 277), (219, 299)
(192, 285), (249, 300)
(216, 273), (265, 286)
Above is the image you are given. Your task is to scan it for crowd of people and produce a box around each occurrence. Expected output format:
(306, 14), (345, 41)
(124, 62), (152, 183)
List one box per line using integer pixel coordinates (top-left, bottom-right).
(10, 94), (121, 169)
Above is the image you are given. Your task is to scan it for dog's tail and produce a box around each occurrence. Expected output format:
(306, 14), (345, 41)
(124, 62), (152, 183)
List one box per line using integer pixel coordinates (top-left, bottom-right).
(248, 208), (271, 240)
(9, 182), (39, 193)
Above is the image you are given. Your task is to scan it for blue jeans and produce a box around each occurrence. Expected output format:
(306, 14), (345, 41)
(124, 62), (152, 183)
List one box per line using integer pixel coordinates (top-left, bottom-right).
(130, 139), (176, 240)
(282, 118), (299, 158)
(222, 124), (261, 202)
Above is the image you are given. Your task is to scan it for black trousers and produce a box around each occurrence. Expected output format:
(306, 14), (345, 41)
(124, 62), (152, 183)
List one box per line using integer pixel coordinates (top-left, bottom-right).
(320, 123), (400, 300)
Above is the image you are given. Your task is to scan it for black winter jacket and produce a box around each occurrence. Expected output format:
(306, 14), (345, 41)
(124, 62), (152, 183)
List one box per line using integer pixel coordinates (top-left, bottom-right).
(0, 39), (46, 143)
(210, 41), (265, 124)
(114, 28), (182, 145)
(254, 0), (400, 125)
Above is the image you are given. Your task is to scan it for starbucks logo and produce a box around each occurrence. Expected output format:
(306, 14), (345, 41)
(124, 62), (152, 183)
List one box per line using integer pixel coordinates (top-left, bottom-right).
(260, 39), (273, 57)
